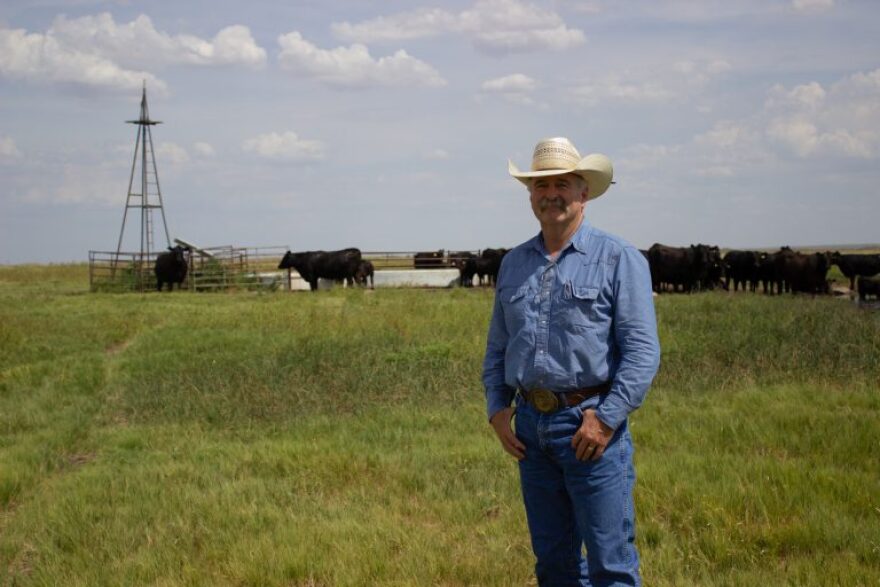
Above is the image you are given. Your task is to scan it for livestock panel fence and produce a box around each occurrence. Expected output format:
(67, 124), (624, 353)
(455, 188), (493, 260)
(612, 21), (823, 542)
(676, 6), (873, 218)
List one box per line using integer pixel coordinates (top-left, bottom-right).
(88, 245), (290, 293)
(89, 248), (484, 292)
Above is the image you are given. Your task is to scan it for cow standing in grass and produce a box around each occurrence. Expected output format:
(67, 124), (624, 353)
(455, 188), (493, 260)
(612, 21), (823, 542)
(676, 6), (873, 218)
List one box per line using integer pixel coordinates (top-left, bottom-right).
(450, 251), (477, 287)
(778, 250), (831, 294)
(700, 244), (725, 291)
(155, 245), (188, 292)
(724, 250), (760, 292)
(647, 243), (713, 293)
(857, 275), (880, 301)
(278, 248), (362, 291)
(475, 247), (508, 287)
(830, 252), (880, 291)
(355, 260), (374, 289)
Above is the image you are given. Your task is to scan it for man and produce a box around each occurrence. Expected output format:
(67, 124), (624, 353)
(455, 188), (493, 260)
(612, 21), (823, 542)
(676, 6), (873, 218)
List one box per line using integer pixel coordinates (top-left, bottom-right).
(482, 137), (661, 586)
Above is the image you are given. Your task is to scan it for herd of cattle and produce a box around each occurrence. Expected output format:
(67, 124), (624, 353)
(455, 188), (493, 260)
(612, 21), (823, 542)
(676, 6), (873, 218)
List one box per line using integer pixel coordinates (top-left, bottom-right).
(642, 243), (880, 300)
(153, 243), (880, 300)
(277, 247), (509, 290)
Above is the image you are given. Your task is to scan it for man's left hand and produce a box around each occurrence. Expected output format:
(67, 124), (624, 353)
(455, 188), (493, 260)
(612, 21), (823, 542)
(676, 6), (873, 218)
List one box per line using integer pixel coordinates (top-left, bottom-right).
(572, 409), (615, 461)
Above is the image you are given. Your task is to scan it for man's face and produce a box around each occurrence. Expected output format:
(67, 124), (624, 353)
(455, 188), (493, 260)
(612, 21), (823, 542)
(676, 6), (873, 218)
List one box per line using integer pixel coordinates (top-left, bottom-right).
(528, 173), (589, 228)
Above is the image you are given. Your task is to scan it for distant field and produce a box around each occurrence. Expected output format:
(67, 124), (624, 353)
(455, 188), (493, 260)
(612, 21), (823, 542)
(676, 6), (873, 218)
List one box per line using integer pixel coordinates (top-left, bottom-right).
(1, 264), (878, 586)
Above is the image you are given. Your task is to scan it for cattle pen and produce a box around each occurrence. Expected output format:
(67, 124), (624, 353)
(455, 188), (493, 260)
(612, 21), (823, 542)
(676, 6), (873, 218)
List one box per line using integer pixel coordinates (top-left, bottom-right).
(88, 248), (484, 292)
(89, 245), (290, 293)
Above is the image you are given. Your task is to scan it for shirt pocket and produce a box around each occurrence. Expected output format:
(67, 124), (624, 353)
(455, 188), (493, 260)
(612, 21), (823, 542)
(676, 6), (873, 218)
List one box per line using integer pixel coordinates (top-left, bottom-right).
(558, 282), (599, 330)
(500, 284), (534, 334)
(502, 284), (531, 304)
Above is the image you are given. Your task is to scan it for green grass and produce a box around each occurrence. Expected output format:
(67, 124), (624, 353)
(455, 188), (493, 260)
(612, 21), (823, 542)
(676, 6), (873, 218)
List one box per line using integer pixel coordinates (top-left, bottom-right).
(1, 264), (879, 585)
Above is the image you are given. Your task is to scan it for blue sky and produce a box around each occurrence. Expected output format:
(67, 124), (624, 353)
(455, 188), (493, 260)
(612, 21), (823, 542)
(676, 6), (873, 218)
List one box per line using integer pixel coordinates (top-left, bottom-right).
(1, 0), (878, 263)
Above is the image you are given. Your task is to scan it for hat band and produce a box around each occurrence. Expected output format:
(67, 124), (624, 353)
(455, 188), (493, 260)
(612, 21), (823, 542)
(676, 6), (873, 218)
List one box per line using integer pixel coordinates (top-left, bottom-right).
(532, 156), (579, 172)
(532, 144), (581, 171)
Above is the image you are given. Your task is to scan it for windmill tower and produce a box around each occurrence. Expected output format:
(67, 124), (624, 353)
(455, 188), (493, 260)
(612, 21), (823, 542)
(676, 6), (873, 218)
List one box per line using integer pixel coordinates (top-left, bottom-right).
(114, 83), (171, 266)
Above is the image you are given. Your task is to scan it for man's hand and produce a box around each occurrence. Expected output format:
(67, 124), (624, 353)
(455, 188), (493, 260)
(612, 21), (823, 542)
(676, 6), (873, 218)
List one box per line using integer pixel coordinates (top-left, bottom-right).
(572, 409), (615, 461)
(490, 407), (526, 460)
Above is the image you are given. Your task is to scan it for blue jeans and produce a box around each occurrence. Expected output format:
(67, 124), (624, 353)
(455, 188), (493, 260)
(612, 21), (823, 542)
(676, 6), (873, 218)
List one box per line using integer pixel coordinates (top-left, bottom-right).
(515, 400), (640, 587)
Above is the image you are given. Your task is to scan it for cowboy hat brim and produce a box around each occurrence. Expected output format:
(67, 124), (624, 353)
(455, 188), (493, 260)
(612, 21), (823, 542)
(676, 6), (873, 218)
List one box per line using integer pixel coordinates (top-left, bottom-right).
(509, 153), (614, 200)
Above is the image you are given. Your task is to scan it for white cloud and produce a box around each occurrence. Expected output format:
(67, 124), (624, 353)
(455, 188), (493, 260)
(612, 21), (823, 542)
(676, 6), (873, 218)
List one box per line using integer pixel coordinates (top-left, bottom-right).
(570, 75), (673, 106)
(332, 0), (585, 54)
(331, 8), (457, 43)
(46, 14), (266, 68)
(193, 142), (215, 157)
(0, 13), (266, 93)
(0, 135), (21, 157)
(766, 81), (826, 112)
(481, 73), (538, 93)
(617, 143), (682, 172)
(21, 162), (123, 206)
(563, 58), (730, 110)
(156, 142), (190, 165)
(277, 31), (446, 89)
(695, 121), (757, 149)
(676, 68), (879, 169)
(764, 71), (880, 158)
(673, 58), (731, 86)
(480, 73), (541, 106)
(207, 25), (267, 67)
(0, 27), (164, 93)
(242, 131), (325, 161)
(767, 119), (873, 158)
(766, 118), (816, 157)
(792, 0), (835, 13)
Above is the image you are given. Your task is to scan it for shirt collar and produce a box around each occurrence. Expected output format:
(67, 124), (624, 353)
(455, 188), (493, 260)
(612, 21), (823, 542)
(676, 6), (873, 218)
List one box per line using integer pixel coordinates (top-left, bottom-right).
(529, 218), (593, 257)
(570, 218), (592, 253)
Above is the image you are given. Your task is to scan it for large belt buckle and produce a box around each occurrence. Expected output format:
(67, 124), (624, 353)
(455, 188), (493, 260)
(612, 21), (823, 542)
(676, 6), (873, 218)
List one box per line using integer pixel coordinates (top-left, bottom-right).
(530, 389), (559, 413)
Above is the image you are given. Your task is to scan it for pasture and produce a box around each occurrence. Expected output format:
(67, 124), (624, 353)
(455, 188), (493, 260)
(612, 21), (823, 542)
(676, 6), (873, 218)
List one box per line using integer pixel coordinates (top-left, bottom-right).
(1, 263), (879, 586)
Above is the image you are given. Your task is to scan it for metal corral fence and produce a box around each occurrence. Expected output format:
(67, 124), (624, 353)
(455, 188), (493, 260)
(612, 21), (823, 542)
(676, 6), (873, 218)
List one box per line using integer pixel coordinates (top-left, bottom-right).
(89, 248), (483, 292)
(360, 251), (480, 270)
(89, 245), (290, 292)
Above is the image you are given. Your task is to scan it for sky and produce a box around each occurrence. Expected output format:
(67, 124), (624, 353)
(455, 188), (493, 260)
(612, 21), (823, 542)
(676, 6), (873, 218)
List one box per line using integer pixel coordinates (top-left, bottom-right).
(1, 0), (879, 264)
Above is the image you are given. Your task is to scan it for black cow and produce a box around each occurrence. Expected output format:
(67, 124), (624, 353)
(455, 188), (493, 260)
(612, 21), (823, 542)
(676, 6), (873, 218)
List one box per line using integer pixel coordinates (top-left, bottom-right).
(355, 260), (374, 289)
(278, 248), (362, 291)
(413, 250), (446, 269)
(778, 250), (830, 294)
(476, 248), (508, 287)
(723, 250), (760, 293)
(154, 245), (188, 292)
(699, 244), (725, 291)
(756, 251), (780, 294)
(755, 247), (796, 295)
(830, 252), (880, 291)
(857, 275), (880, 301)
(771, 246), (799, 294)
(647, 243), (713, 293)
(449, 251), (477, 287)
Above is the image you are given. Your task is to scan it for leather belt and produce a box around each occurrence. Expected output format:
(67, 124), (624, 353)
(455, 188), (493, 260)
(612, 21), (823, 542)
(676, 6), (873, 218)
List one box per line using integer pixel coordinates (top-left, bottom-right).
(520, 382), (612, 414)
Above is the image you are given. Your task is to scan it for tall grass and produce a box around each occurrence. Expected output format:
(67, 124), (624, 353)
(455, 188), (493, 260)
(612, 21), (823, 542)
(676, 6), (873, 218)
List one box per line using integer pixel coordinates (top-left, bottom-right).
(1, 266), (878, 585)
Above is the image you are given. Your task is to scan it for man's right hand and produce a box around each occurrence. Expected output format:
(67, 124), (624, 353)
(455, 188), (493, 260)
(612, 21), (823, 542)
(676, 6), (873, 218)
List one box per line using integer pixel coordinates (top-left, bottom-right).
(490, 407), (526, 460)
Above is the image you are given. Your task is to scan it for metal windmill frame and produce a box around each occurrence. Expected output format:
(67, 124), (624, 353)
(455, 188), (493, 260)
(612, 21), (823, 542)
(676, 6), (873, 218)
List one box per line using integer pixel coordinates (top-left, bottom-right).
(114, 83), (171, 273)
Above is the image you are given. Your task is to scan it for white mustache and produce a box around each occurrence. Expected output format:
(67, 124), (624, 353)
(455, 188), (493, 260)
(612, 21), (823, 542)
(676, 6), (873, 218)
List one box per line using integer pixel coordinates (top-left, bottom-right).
(539, 197), (565, 211)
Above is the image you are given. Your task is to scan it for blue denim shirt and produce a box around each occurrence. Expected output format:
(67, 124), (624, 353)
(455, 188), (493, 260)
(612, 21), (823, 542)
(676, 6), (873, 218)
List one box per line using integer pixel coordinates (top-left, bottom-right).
(482, 219), (661, 430)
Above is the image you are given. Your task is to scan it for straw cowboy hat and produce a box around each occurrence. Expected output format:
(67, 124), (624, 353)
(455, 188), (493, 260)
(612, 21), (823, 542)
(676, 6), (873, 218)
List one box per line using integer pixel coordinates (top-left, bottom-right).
(509, 137), (614, 200)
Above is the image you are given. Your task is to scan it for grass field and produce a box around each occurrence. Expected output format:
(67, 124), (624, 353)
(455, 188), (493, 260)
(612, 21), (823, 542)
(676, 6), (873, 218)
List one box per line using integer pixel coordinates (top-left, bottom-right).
(1, 264), (879, 586)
